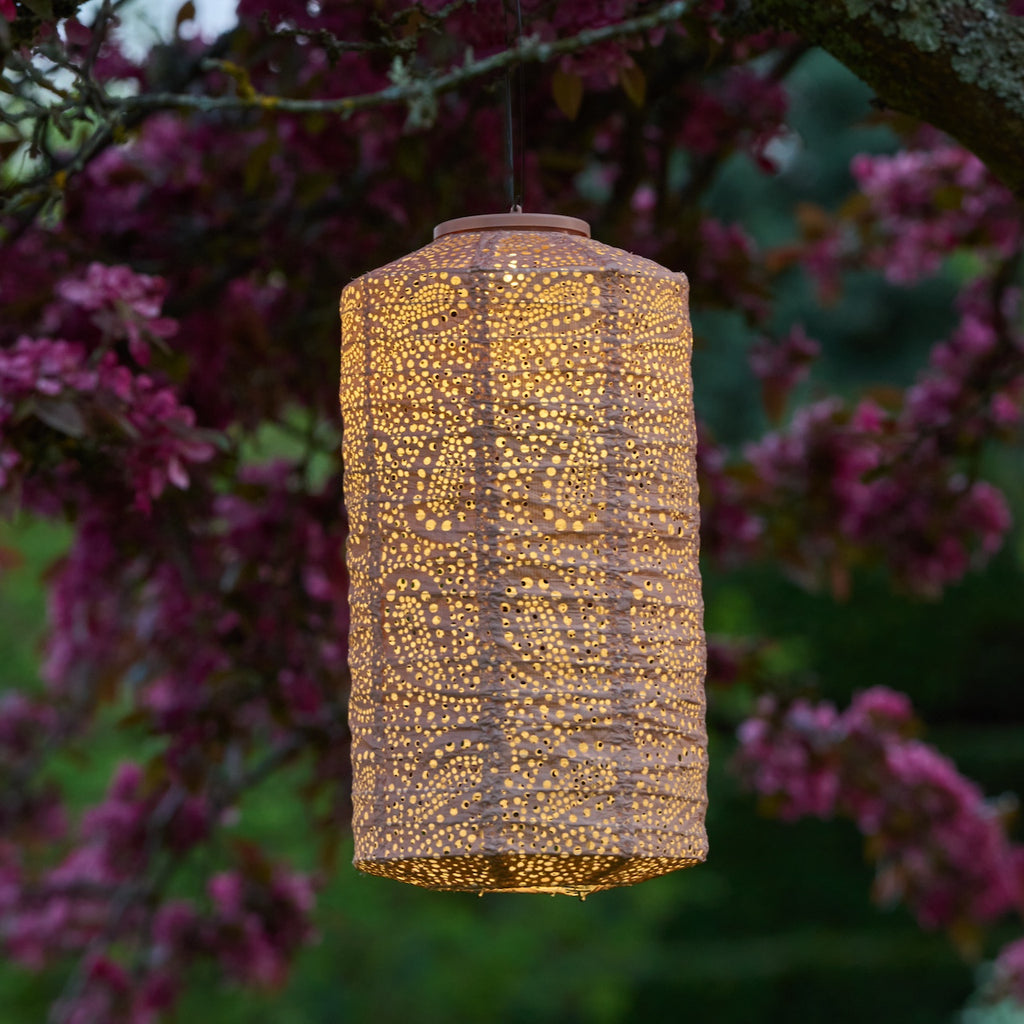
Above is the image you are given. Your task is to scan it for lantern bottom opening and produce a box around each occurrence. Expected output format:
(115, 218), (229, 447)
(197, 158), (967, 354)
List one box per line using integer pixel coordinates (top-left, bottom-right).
(354, 851), (707, 894)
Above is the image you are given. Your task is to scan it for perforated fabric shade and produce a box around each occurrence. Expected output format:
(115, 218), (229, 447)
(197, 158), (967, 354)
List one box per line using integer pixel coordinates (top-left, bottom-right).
(339, 215), (707, 894)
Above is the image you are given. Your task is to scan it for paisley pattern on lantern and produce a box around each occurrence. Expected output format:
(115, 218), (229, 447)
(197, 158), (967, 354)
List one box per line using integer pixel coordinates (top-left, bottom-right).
(340, 225), (707, 894)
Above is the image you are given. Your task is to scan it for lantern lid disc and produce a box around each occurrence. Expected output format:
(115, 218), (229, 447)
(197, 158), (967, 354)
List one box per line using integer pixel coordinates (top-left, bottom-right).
(433, 212), (591, 240)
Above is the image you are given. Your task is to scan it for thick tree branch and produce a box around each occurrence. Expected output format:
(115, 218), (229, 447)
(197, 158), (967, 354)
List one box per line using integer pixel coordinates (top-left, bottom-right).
(748, 0), (1024, 195)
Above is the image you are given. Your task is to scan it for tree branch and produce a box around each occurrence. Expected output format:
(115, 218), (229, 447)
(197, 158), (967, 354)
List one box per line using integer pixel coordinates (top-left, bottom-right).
(0, 2), (690, 221)
(6, 0), (1024, 224)
(125, 1), (690, 120)
(748, 0), (1024, 195)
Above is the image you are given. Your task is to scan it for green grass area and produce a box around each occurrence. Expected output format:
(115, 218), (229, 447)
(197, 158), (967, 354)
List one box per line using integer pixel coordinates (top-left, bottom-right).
(0, 516), (71, 690)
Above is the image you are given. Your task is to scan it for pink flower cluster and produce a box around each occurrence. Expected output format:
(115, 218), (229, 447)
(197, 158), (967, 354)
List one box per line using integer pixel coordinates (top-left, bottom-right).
(0, 692), (65, 842)
(851, 146), (1019, 284)
(3, 764), (203, 968)
(749, 324), (821, 422)
(0, 264), (214, 512)
(680, 67), (789, 171)
(54, 953), (177, 1024)
(7, 450), (346, 1020)
(41, 506), (138, 702)
(52, 262), (177, 367)
(697, 423), (763, 564)
(905, 279), (1024, 440)
(68, 116), (214, 248)
(0, 335), (213, 511)
(123, 461), (348, 733)
(1, 758), (316, 1021)
(742, 392), (1013, 595)
(543, 0), (645, 84)
(40, 459), (348, 767)
(206, 866), (317, 987)
(988, 938), (1024, 1005)
(61, 116), (336, 431)
(701, 273), (1021, 596)
(735, 688), (1023, 931)
(694, 218), (771, 322)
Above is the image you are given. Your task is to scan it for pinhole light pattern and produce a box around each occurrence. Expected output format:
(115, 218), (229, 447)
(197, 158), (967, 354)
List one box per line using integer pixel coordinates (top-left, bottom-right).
(339, 225), (707, 894)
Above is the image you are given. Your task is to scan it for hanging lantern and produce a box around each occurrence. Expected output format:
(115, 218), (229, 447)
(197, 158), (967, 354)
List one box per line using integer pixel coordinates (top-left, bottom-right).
(339, 212), (707, 895)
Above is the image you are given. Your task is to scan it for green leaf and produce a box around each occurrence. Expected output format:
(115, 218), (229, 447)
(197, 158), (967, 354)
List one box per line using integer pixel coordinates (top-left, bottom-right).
(32, 396), (87, 438)
(619, 64), (646, 108)
(93, 390), (141, 438)
(552, 69), (583, 121)
(175, 1), (196, 30)
(20, 0), (54, 18)
(244, 136), (277, 194)
(933, 184), (965, 211)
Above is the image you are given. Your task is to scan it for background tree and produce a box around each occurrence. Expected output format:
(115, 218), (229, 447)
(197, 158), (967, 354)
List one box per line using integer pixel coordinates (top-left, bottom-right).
(1, 1), (1023, 1021)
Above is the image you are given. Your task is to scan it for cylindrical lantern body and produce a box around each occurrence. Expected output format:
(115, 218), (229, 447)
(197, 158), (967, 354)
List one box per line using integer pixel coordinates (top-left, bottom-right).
(340, 218), (707, 894)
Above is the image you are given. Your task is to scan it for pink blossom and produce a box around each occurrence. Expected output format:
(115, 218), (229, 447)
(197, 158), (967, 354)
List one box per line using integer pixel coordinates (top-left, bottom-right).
(850, 399), (886, 434)
(153, 901), (199, 954)
(0, 285), (213, 515)
(749, 325), (820, 420)
(851, 146), (1019, 283)
(631, 184), (657, 213)
(847, 686), (914, 730)
(698, 424), (763, 561)
(736, 689), (1023, 931)
(990, 938), (1024, 1003)
(679, 68), (788, 169)
(55, 263), (176, 366)
(209, 872), (245, 916)
(206, 867), (318, 988)
(735, 696), (841, 820)
(962, 481), (1013, 553)
(696, 219), (770, 321)
(991, 391), (1021, 425)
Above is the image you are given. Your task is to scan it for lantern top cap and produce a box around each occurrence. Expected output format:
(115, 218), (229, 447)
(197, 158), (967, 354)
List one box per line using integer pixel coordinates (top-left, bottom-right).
(433, 212), (591, 240)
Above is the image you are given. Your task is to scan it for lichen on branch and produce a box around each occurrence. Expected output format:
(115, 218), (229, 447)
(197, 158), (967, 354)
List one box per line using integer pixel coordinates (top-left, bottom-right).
(747, 0), (1024, 194)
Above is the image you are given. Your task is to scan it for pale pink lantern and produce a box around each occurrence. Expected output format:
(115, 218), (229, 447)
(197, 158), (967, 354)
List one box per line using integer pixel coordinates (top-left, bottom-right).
(339, 211), (707, 895)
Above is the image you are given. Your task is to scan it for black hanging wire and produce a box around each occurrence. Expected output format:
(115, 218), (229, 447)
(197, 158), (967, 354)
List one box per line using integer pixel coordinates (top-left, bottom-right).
(502, 0), (525, 212)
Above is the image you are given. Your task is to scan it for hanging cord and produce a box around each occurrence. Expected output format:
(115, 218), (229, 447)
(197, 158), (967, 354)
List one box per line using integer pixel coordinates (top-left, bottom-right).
(502, 0), (525, 212)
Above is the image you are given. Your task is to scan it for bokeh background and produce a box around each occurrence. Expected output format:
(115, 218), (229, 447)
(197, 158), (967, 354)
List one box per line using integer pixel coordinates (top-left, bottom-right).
(2, 5), (1023, 1021)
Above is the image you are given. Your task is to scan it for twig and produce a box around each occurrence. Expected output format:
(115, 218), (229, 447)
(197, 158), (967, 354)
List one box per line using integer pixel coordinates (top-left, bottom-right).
(125, 0), (691, 118)
(46, 733), (305, 1024)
